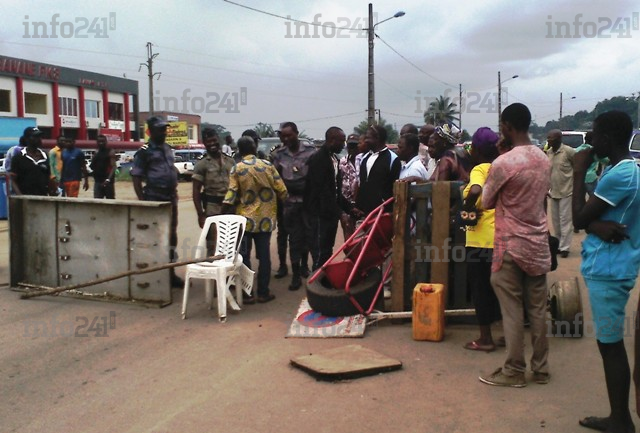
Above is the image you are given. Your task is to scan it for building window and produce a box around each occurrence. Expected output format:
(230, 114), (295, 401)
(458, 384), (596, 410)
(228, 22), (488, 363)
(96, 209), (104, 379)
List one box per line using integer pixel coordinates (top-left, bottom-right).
(0, 89), (10, 112)
(24, 92), (47, 114)
(85, 100), (100, 118)
(188, 125), (195, 141)
(108, 102), (123, 121)
(58, 97), (78, 116)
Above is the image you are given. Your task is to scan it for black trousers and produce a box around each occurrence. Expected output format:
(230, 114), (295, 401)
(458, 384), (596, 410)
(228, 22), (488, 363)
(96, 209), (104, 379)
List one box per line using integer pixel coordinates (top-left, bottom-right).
(466, 247), (501, 326)
(308, 214), (339, 270)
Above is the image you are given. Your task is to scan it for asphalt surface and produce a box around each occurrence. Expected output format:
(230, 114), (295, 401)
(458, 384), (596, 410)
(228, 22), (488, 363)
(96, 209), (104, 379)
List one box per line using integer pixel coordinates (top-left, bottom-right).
(1, 181), (638, 433)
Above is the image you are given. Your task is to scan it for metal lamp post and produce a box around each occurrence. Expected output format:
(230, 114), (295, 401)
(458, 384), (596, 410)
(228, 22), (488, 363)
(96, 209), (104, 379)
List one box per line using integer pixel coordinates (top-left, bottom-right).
(367, 4), (405, 126)
(497, 71), (518, 125)
(559, 92), (576, 128)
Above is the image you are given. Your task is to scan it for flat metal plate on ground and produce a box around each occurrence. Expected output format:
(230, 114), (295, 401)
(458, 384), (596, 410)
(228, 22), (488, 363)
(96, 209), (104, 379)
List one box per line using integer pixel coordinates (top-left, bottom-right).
(290, 344), (402, 381)
(286, 298), (366, 338)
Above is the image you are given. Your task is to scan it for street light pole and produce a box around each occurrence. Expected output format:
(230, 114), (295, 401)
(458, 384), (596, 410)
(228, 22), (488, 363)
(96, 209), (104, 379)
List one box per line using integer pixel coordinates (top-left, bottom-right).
(367, 4), (405, 126)
(367, 3), (375, 126)
(459, 83), (462, 132)
(497, 71), (518, 126)
(559, 92), (576, 126)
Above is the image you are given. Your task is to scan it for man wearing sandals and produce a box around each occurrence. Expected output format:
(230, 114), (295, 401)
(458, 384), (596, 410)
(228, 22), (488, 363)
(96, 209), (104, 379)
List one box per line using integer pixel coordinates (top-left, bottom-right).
(573, 111), (639, 433)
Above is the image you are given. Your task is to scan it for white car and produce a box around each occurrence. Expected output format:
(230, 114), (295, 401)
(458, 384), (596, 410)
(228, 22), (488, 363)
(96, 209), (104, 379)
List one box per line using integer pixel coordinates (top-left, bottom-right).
(560, 131), (587, 148)
(174, 149), (205, 180)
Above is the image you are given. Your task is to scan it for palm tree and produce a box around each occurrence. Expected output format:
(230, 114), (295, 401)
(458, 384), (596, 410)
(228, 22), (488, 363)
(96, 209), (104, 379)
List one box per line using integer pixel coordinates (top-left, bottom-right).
(424, 96), (459, 126)
(353, 117), (399, 143)
(253, 122), (277, 138)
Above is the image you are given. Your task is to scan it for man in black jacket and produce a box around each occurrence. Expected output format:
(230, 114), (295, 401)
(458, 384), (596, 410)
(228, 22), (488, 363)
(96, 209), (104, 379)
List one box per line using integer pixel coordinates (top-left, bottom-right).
(304, 126), (347, 270)
(353, 125), (402, 217)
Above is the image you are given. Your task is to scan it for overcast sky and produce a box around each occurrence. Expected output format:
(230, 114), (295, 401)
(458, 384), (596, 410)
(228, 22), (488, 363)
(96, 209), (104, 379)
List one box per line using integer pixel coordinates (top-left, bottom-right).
(2, 0), (639, 140)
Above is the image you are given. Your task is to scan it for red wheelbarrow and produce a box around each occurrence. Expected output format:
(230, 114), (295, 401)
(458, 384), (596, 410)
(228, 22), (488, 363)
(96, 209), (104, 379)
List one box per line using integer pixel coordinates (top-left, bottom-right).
(307, 198), (394, 317)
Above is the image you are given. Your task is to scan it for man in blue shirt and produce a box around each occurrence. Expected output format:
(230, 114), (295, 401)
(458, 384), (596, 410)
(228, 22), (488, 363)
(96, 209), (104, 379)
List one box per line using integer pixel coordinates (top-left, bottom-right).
(60, 137), (89, 197)
(132, 116), (183, 287)
(573, 111), (639, 433)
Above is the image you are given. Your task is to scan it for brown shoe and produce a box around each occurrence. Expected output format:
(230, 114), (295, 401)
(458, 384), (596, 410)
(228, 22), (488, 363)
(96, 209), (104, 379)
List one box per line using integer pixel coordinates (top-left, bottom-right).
(479, 368), (526, 388)
(532, 371), (550, 384)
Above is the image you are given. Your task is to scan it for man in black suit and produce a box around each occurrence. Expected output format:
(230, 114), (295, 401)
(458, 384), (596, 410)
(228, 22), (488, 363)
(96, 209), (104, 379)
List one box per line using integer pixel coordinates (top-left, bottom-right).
(353, 125), (402, 218)
(304, 126), (348, 270)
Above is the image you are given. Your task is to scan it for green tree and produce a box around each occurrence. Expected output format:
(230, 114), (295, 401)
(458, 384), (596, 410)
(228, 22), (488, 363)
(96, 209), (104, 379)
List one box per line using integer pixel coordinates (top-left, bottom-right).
(254, 122), (277, 138)
(353, 117), (399, 143)
(424, 95), (459, 126)
(200, 123), (229, 139)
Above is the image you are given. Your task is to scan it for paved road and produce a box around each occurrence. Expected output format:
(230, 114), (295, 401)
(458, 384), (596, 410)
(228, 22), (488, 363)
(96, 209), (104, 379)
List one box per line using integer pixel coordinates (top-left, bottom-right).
(1, 182), (638, 433)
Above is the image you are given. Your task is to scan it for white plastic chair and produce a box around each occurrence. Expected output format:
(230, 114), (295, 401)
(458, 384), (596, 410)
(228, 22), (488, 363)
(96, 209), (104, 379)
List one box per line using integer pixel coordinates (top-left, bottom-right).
(181, 215), (254, 322)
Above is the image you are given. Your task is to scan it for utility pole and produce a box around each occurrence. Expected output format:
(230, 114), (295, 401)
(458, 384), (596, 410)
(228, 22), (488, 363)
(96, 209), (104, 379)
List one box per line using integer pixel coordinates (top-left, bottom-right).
(367, 3), (375, 126)
(559, 91), (563, 121)
(139, 42), (161, 116)
(497, 71), (502, 127)
(459, 83), (462, 132)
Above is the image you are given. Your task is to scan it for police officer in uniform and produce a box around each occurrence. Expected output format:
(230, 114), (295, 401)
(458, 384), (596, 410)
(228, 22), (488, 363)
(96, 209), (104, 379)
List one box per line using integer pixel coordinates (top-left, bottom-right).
(192, 128), (235, 228)
(271, 121), (316, 290)
(131, 116), (183, 287)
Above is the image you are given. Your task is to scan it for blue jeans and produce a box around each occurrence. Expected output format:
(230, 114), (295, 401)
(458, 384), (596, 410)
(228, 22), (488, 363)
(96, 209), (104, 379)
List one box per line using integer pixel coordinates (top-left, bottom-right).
(240, 231), (272, 297)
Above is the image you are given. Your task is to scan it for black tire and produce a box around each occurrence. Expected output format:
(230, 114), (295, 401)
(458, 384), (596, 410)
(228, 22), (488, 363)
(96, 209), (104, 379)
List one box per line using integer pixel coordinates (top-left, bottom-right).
(548, 277), (583, 338)
(306, 268), (382, 317)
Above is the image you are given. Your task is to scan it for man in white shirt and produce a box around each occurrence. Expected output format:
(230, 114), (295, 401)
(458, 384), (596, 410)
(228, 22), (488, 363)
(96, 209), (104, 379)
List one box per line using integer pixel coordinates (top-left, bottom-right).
(397, 133), (429, 183)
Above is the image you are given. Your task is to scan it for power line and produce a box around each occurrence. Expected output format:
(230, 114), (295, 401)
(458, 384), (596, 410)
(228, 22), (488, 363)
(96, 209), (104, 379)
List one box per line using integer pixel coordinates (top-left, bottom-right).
(224, 110), (365, 127)
(1, 40), (140, 59)
(375, 34), (456, 88)
(222, 0), (357, 31)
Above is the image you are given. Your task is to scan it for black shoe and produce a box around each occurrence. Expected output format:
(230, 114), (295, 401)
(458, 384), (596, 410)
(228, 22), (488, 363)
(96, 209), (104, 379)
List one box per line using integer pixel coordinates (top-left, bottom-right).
(559, 251), (569, 258)
(300, 265), (310, 278)
(257, 293), (276, 303)
(289, 274), (302, 291)
(274, 264), (288, 279)
(171, 275), (185, 288)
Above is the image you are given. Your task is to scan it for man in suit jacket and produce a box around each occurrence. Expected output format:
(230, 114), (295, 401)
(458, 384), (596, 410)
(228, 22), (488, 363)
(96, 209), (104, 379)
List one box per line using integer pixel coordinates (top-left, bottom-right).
(353, 125), (402, 217)
(304, 126), (348, 270)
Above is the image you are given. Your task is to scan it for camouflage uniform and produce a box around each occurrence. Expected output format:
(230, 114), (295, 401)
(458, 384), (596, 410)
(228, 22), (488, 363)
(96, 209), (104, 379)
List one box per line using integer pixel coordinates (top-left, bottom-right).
(192, 153), (235, 216)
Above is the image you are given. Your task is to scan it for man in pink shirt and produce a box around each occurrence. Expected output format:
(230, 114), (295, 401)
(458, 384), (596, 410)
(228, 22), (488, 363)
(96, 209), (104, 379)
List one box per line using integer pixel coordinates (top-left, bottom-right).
(479, 103), (552, 388)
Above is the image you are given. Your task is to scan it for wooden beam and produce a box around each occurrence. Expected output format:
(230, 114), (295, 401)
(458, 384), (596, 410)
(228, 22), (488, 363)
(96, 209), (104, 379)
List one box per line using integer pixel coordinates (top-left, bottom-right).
(430, 182), (451, 297)
(391, 181), (408, 312)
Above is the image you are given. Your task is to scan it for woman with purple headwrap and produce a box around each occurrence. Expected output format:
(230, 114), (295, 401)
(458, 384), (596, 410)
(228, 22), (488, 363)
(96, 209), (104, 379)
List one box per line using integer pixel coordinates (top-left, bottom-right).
(462, 127), (503, 352)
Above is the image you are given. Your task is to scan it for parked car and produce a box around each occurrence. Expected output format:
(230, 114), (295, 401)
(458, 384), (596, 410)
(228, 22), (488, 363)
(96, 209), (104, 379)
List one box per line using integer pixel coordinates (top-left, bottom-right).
(629, 129), (640, 164)
(174, 149), (205, 180)
(560, 131), (587, 148)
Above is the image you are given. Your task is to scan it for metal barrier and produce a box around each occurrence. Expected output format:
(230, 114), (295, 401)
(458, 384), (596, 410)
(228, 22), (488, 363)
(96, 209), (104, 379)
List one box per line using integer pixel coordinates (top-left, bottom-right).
(9, 196), (173, 306)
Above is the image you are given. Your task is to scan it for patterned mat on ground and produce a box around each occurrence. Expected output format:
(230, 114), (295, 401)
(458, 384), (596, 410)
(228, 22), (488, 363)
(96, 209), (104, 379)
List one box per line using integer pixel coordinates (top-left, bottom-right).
(285, 298), (366, 338)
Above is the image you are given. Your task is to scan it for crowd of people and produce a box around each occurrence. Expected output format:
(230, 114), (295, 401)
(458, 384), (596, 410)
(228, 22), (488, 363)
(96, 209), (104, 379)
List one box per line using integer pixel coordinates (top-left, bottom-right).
(5, 106), (640, 432)
(6, 127), (117, 199)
